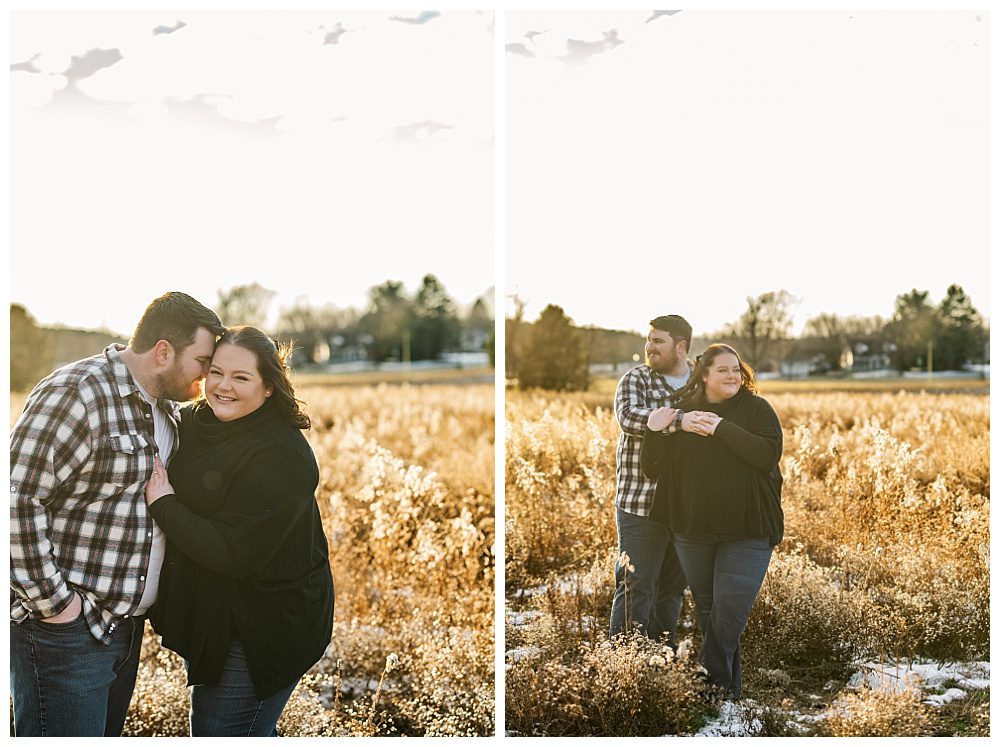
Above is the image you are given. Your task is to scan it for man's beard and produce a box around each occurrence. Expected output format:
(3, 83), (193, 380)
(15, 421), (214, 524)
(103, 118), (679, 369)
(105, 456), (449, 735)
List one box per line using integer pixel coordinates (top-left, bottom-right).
(156, 365), (200, 402)
(646, 349), (676, 373)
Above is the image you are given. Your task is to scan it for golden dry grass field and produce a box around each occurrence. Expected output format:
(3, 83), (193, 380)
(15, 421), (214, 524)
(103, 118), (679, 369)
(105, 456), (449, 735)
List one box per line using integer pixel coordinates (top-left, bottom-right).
(10, 383), (495, 736)
(505, 388), (989, 737)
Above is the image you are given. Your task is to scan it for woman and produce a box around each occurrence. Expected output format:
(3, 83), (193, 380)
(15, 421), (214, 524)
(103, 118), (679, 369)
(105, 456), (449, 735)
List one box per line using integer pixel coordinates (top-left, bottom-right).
(144, 326), (335, 736)
(640, 343), (782, 699)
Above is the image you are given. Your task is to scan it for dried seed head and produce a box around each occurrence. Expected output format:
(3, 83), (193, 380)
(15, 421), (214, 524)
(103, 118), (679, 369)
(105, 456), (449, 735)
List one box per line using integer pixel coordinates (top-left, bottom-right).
(385, 652), (400, 673)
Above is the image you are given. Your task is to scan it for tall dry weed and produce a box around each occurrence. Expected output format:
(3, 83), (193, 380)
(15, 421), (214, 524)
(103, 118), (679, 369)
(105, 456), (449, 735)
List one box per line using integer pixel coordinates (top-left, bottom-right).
(506, 633), (713, 737)
(9, 384), (495, 737)
(822, 685), (937, 736)
(506, 388), (989, 736)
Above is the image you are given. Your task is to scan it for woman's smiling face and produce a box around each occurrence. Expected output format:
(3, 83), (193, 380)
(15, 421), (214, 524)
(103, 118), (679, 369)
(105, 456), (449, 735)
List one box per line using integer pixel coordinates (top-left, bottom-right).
(702, 352), (742, 403)
(205, 343), (272, 422)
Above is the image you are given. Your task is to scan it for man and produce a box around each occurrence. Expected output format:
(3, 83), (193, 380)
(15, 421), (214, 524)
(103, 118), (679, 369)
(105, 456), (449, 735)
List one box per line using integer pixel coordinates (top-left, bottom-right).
(609, 314), (706, 644)
(10, 291), (226, 736)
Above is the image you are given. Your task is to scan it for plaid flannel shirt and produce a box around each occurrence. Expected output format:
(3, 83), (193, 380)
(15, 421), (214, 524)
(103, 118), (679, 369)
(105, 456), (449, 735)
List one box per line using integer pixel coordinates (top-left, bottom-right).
(10, 345), (179, 644)
(614, 364), (687, 516)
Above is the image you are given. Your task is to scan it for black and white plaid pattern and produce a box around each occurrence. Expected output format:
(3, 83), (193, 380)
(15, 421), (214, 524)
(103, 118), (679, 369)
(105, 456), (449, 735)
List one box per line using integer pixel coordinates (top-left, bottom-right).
(614, 365), (682, 516)
(10, 345), (179, 644)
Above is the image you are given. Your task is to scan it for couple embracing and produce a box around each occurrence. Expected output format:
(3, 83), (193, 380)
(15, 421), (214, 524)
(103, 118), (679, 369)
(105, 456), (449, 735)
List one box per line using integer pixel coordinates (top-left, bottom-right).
(610, 314), (784, 700)
(10, 292), (335, 737)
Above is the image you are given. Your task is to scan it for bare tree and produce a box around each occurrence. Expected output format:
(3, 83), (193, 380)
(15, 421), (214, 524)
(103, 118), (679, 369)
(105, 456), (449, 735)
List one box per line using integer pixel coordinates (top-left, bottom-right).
(721, 290), (797, 370)
(505, 293), (527, 378)
(216, 283), (277, 329)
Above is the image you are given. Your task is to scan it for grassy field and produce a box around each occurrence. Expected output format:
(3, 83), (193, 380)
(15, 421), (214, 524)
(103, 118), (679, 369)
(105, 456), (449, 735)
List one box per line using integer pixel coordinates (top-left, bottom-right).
(10, 383), (495, 737)
(587, 374), (990, 396)
(505, 388), (989, 737)
(292, 365), (493, 387)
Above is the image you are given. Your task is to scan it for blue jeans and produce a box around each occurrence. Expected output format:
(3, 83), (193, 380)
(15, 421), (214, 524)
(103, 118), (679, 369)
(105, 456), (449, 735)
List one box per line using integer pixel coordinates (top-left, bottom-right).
(10, 612), (145, 736)
(609, 508), (687, 643)
(672, 534), (773, 699)
(189, 639), (299, 736)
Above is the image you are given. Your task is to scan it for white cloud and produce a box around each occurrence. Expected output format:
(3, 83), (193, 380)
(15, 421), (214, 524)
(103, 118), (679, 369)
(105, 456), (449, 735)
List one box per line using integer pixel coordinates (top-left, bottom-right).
(11, 11), (494, 334)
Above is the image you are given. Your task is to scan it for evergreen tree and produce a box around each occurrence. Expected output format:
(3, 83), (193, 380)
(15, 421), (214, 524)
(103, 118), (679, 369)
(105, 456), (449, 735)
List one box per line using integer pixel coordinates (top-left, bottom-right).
(411, 274), (459, 360)
(360, 280), (413, 363)
(885, 289), (937, 371)
(517, 304), (589, 391)
(936, 284), (985, 370)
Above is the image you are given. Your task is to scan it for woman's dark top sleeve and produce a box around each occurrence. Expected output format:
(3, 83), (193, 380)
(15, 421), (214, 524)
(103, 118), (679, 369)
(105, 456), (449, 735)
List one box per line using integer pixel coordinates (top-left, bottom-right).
(713, 398), (783, 472)
(639, 425), (669, 479)
(149, 446), (317, 578)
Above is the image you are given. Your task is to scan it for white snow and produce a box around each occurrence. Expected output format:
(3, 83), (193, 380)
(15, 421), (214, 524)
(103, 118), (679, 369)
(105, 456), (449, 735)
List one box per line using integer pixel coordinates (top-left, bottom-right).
(693, 659), (990, 737)
(508, 576), (585, 601)
(506, 610), (542, 626)
(848, 660), (990, 698)
(924, 688), (968, 707)
(694, 700), (755, 737)
(505, 646), (543, 665)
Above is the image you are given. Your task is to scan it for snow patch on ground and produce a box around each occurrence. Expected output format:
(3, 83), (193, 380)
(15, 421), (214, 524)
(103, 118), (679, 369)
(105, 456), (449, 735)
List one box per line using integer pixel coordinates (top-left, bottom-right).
(694, 701), (752, 737)
(924, 688), (968, 707)
(505, 646), (543, 668)
(694, 700), (756, 737)
(694, 659), (989, 737)
(508, 578), (579, 600)
(848, 660), (990, 699)
(506, 609), (542, 626)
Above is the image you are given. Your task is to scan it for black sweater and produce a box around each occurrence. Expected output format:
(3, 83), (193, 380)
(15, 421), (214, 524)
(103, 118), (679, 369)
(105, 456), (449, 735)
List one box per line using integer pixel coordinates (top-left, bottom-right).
(148, 400), (335, 699)
(640, 388), (784, 546)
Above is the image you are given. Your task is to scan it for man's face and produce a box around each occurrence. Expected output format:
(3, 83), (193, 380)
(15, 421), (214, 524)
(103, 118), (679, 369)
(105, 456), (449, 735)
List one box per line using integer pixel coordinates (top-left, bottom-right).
(644, 327), (681, 373)
(156, 327), (217, 401)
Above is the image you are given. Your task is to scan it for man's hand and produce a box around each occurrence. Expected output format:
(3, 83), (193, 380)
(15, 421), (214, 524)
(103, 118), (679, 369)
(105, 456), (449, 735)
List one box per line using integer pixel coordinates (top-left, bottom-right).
(681, 411), (722, 436)
(144, 456), (174, 506)
(41, 591), (81, 624)
(646, 407), (679, 432)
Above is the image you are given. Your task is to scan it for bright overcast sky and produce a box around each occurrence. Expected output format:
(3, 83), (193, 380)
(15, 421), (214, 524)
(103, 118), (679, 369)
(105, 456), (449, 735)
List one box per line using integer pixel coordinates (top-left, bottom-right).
(11, 10), (494, 336)
(506, 10), (988, 335)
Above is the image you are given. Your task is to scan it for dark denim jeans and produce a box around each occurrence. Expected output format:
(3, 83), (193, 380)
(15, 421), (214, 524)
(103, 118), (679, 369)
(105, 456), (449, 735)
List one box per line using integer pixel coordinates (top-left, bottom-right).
(189, 639), (298, 737)
(609, 508), (687, 643)
(672, 534), (773, 699)
(10, 612), (145, 736)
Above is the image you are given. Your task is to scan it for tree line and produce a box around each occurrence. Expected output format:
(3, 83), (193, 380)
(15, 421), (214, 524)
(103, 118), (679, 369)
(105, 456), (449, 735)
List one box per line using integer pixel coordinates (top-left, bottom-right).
(506, 284), (988, 391)
(216, 276), (494, 366)
(10, 275), (493, 391)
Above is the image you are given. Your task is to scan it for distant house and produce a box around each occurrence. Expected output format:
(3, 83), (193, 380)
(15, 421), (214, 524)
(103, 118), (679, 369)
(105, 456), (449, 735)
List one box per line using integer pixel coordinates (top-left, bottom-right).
(846, 341), (892, 372)
(778, 354), (827, 378)
(460, 327), (491, 355)
(325, 334), (369, 364)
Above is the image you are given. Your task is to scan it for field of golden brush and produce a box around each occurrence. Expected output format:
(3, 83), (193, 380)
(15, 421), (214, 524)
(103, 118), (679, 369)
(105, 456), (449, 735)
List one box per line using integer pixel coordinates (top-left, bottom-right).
(10, 384), (495, 737)
(505, 388), (989, 737)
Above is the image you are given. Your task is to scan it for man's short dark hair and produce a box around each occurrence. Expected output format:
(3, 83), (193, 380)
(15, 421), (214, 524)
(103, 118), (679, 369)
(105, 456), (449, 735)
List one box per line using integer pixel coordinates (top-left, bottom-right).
(649, 315), (692, 347)
(130, 292), (226, 354)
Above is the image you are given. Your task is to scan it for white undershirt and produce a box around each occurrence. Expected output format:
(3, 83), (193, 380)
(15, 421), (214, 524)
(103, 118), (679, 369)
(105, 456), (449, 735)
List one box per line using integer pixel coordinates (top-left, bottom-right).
(132, 381), (175, 614)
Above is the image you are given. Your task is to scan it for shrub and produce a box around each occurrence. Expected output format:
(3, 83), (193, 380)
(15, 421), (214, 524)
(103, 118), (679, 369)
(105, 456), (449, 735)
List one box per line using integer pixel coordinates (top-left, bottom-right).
(506, 634), (714, 737)
(822, 686), (937, 737)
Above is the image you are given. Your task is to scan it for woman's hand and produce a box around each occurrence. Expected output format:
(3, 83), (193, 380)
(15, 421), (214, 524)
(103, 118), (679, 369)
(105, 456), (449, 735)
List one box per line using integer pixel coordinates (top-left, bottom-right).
(681, 411), (722, 436)
(647, 407), (678, 432)
(144, 456), (174, 506)
(701, 413), (722, 435)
